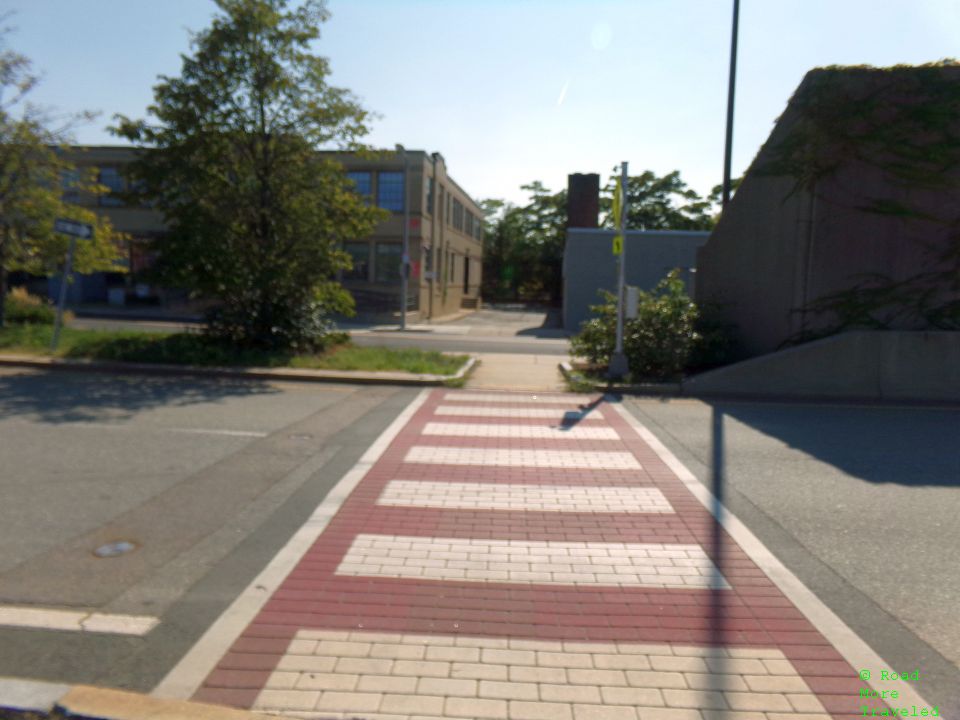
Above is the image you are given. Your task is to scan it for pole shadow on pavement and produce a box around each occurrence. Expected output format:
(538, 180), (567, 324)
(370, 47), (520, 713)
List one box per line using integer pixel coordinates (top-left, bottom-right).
(709, 404), (733, 694)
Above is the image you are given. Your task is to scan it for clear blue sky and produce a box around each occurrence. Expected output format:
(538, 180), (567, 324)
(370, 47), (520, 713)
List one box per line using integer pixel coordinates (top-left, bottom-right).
(5, 0), (958, 206)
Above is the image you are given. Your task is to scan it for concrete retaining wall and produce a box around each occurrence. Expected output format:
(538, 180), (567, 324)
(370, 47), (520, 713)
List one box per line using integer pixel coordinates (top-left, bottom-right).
(682, 331), (960, 402)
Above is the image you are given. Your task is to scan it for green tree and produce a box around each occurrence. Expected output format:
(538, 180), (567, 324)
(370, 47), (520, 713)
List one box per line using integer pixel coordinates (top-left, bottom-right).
(0, 34), (123, 327)
(113, 0), (386, 349)
(601, 169), (715, 230)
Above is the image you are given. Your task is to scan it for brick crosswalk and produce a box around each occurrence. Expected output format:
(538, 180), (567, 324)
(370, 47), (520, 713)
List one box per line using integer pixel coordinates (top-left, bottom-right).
(186, 389), (902, 720)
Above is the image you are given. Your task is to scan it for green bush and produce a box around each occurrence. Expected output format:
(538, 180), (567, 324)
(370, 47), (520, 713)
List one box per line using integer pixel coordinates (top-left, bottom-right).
(4, 287), (56, 324)
(569, 290), (617, 367)
(570, 270), (705, 380)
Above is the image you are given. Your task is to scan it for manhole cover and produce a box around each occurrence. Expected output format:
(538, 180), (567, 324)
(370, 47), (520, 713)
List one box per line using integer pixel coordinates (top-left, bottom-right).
(93, 540), (138, 558)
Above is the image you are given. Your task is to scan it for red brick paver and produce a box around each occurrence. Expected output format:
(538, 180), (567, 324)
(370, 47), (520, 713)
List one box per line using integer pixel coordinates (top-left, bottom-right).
(190, 390), (898, 720)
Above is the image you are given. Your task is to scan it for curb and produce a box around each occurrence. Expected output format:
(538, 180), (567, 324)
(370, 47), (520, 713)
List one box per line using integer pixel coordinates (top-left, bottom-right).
(0, 678), (280, 720)
(558, 360), (681, 395)
(0, 354), (477, 387)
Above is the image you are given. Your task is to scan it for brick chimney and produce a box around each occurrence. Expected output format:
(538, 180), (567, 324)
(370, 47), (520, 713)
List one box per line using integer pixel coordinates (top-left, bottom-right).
(567, 173), (599, 228)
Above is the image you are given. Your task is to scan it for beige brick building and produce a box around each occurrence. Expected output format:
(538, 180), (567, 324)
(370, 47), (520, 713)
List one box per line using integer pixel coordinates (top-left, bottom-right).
(62, 146), (483, 320)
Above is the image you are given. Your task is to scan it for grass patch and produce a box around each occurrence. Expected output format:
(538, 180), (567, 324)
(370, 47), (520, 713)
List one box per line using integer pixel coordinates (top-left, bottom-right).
(0, 324), (469, 376)
(290, 345), (467, 375)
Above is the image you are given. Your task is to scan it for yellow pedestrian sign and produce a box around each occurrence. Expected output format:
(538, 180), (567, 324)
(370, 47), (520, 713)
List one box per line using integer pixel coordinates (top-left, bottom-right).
(612, 176), (623, 255)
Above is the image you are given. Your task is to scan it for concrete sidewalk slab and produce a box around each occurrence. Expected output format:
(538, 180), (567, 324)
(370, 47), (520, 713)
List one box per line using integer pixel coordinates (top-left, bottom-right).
(155, 388), (936, 720)
(467, 353), (569, 391)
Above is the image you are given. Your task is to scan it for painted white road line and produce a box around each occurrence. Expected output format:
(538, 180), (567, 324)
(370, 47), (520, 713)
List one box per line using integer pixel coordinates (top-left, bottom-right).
(152, 389), (433, 701)
(422, 422), (620, 440)
(0, 606), (159, 635)
(404, 446), (641, 470)
(336, 535), (729, 589)
(443, 391), (593, 404)
(378, 481), (674, 514)
(168, 428), (269, 438)
(255, 629), (826, 718)
(435, 406), (591, 419)
(608, 400), (935, 709)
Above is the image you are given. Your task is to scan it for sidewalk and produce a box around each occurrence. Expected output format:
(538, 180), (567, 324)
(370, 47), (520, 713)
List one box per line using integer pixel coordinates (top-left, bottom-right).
(155, 389), (929, 720)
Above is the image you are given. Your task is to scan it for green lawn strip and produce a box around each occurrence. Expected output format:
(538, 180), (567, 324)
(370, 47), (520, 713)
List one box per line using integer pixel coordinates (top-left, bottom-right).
(0, 324), (468, 376)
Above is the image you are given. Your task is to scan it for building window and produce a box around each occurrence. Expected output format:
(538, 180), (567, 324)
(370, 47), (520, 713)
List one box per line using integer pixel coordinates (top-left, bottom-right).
(474, 221), (482, 241)
(449, 252), (456, 282)
(343, 241), (370, 280)
(61, 168), (81, 202)
(465, 211), (474, 237)
(447, 194), (452, 225)
(374, 242), (401, 282)
(426, 177), (434, 215)
(377, 171), (404, 211)
(452, 199), (464, 231)
(346, 171), (372, 198)
(98, 167), (124, 206)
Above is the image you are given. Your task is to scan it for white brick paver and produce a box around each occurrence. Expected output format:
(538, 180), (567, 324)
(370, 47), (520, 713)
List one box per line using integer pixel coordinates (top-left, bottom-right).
(443, 392), (592, 404)
(436, 406), (589, 419)
(336, 535), (729, 589)
(254, 630), (826, 719)
(378, 481), (674, 514)
(423, 422), (621, 440)
(404, 447), (641, 470)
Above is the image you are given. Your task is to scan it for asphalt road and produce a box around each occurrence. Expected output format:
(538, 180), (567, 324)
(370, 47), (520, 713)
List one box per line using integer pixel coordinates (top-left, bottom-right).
(0, 366), (417, 691)
(622, 396), (960, 711)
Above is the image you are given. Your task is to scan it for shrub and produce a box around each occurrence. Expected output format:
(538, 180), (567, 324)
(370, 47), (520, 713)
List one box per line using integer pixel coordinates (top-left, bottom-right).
(623, 271), (700, 380)
(569, 290), (617, 367)
(5, 287), (56, 324)
(570, 270), (708, 380)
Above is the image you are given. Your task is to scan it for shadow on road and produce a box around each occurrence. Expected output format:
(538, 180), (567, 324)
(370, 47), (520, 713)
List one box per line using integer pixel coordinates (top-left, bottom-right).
(0, 369), (278, 423)
(710, 400), (960, 488)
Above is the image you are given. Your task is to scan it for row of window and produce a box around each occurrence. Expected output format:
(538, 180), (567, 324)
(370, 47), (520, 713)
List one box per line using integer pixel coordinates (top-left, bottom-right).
(343, 241), (471, 288)
(343, 241), (400, 283)
(345, 171), (405, 212)
(440, 186), (481, 241)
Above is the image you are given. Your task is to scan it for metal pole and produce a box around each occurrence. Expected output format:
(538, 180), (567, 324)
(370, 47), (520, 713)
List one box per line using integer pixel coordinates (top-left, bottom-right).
(722, 0), (740, 208)
(398, 145), (410, 330)
(51, 235), (77, 352)
(608, 161), (629, 379)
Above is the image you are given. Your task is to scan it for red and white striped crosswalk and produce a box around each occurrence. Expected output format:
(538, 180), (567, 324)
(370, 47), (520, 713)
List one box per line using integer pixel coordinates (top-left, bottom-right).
(181, 389), (904, 720)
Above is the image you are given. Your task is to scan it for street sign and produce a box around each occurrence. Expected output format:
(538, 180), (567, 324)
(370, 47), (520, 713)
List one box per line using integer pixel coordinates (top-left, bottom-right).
(54, 219), (93, 239)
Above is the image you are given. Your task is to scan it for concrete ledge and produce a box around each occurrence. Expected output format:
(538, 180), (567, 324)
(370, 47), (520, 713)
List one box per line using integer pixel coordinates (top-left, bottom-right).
(558, 361), (681, 396)
(0, 354), (477, 387)
(682, 330), (960, 402)
(0, 678), (286, 720)
(0, 677), (71, 713)
(57, 686), (279, 720)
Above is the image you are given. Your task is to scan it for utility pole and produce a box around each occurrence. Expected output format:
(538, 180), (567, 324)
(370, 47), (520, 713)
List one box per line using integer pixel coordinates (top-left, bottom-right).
(396, 144), (411, 330)
(722, 0), (740, 208)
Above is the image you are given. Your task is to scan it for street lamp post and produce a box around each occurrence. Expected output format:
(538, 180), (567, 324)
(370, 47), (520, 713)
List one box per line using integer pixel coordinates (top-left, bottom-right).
(722, 0), (740, 208)
(396, 144), (410, 330)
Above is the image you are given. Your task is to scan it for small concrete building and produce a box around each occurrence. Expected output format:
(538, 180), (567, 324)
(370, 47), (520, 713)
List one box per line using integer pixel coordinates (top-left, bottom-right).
(58, 146), (483, 320)
(562, 173), (708, 333)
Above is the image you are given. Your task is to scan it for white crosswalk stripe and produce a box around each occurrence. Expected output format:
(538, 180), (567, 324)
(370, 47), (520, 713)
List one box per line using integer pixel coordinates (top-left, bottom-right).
(378, 481), (674, 513)
(422, 422), (619, 439)
(337, 535), (729, 589)
(404, 446), (641, 470)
